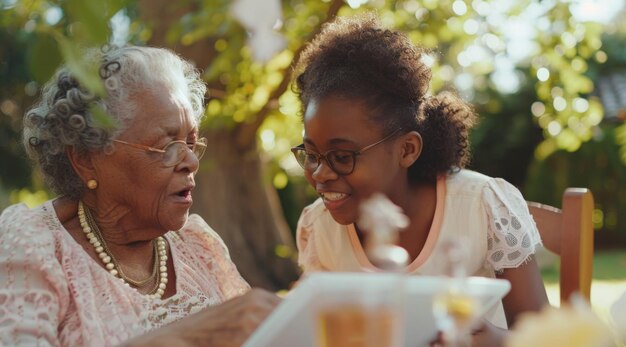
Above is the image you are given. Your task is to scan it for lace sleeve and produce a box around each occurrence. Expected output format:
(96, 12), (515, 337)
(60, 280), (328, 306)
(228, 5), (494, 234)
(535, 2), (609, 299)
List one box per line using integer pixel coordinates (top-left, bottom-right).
(296, 202), (325, 273)
(0, 204), (68, 346)
(482, 179), (542, 272)
(179, 214), (250, 299)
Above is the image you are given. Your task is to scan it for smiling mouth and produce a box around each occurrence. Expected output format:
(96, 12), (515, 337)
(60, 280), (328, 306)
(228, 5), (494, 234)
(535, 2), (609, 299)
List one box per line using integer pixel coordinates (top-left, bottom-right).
(320, 192), (348, 201)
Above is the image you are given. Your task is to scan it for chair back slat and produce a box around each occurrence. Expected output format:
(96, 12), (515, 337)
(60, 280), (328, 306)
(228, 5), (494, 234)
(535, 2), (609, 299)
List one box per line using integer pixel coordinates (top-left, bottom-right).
(527, 188), (595, 305)
(527, 202), (562, 254)
(561, 188), (594, 303)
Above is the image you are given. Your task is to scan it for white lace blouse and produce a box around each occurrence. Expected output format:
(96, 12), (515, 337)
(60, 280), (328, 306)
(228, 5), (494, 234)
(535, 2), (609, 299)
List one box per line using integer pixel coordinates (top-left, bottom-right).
(0, 200), (249, 347)
(296, 169), (543, 327)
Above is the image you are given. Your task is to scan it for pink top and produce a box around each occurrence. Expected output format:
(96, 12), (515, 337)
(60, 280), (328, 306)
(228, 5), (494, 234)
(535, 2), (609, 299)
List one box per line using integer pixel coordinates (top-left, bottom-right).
(347, 176), (447, 273)
(0, 200), (250, 347)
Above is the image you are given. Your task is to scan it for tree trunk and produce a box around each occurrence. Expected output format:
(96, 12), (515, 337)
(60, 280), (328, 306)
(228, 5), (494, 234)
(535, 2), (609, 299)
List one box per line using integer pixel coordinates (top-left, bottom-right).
(137, 0), (300, 290)
(137, 0), (344, 289)
(191, 128), (299, 289)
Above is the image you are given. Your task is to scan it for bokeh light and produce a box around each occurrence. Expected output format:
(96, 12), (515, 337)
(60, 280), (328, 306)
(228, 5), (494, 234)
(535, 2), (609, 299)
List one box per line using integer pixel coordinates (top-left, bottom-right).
(531, 102), (545, 117)
(452, 0), (468, 16)
(537, 68), (550, 82)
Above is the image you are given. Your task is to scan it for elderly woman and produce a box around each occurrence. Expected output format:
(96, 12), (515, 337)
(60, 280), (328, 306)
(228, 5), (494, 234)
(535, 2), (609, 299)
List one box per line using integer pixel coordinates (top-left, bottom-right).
(0, 45), (279, 346)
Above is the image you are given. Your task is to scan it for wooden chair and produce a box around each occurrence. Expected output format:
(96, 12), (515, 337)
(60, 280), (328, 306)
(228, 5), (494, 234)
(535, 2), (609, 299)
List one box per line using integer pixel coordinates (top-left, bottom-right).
(527, 188), (595, 305)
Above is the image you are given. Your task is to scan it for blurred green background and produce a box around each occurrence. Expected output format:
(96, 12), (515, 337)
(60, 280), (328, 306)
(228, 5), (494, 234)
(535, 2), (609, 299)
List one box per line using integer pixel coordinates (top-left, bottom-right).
(1, 0), (626, 289)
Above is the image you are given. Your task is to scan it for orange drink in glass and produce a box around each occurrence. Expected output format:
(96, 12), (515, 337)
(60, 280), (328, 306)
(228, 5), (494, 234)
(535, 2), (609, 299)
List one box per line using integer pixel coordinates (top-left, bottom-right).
(315, 284), (404, 347)
(317, 304), (397, 347)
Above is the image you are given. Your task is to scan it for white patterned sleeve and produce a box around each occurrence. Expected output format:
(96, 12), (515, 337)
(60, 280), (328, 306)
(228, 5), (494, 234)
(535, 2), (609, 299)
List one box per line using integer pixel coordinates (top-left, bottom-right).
(0, 204), (67, 347)
(482, 178), (542, 272)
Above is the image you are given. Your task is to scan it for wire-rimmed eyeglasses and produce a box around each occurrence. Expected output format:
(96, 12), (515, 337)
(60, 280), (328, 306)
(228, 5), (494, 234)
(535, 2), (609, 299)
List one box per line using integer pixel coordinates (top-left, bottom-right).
(291, 129), (402, 176)
(113, 138), (207, 167)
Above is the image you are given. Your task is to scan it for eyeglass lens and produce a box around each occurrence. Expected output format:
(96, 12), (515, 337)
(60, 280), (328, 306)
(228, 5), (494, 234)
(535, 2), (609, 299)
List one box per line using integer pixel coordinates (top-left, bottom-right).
(294, 149), (355, 175)
(162, 140), (207, 167)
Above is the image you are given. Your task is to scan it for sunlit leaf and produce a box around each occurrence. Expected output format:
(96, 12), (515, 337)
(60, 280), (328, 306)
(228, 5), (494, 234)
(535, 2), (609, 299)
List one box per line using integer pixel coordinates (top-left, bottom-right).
(206, 99), (222, 117)
(586, 99), (604, 126)
(10, 188), (49, 208)
(273, 171), (288, 189)
(249, 90), (269, 112)
(556, 128), (581, 152)
(55, 34), (104, 97)
(89, 104), (117, 130)
(535, 138), (557, 160)
(274, 244), (293, 258)
(27, 35), (62, 83)
(64, 0), (110, 44)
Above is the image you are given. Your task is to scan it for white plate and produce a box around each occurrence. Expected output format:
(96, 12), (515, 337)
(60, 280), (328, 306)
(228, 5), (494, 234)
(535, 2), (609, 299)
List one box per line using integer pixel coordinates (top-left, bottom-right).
(244, 272), (511, 347)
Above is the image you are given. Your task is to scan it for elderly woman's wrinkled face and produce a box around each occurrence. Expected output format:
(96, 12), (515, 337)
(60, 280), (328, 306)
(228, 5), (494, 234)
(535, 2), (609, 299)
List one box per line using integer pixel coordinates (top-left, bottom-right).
(93, 84), (200, 233)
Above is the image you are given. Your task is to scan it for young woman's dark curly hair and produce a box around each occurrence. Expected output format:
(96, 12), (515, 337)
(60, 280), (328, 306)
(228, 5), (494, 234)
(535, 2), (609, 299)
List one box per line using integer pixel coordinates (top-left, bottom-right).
(293, 14), (476, 183)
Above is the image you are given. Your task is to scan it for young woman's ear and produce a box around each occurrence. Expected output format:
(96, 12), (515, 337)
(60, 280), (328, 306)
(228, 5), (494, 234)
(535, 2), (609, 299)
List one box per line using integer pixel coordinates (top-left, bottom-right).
(398, 131), (422, 168)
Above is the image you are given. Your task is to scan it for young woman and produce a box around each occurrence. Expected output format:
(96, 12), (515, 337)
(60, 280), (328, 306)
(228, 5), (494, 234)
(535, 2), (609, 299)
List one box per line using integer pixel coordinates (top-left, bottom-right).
(291, 14), (548, 346)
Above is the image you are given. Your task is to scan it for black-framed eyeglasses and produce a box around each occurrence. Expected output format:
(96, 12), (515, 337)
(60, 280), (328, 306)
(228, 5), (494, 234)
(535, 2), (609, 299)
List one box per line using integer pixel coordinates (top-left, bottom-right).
(291, 129), (402, 176)
(113, 138), (207, 167)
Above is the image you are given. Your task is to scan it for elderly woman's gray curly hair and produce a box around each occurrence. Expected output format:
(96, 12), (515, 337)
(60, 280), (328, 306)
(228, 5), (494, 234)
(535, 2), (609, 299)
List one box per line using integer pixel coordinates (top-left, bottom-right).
(23, 45), (207, 200)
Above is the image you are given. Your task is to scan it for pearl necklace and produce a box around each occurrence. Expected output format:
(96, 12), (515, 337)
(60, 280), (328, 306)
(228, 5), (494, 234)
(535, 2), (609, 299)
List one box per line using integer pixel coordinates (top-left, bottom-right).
(78, 201), (169, 299)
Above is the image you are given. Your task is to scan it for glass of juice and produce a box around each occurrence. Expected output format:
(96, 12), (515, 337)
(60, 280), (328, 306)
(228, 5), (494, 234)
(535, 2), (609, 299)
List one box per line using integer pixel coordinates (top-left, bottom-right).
(315, 276), (405, 347)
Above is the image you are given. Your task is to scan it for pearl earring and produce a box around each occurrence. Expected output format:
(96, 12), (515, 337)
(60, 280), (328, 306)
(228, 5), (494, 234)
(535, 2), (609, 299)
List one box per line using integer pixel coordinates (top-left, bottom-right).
(87, 179), (98, 190)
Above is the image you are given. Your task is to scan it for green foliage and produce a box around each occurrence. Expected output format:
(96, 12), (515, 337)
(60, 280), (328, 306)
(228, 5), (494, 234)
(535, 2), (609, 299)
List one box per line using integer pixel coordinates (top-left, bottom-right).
(470, 75), (544, 187)
(541, 250), (626, 284)
(10, 188), (49, 208)
(167, 0), (332, 134)
(64, 0), (127, 43)
(2, 0), (129, 91)
(1, 0), (625, 243)
(525, 124), (626, 245)
(0, 0), (128, 209)
(528, 6), (606, 157)
(55, 34), (105, 96)
(0, 29), (36, 192)
(27, 34), (62, 83)
(90, 104), (119, 130)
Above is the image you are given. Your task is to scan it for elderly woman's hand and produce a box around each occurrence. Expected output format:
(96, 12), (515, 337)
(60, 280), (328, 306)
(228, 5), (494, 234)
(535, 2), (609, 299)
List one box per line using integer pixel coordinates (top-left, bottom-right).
(123, 288), (281, 347)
